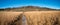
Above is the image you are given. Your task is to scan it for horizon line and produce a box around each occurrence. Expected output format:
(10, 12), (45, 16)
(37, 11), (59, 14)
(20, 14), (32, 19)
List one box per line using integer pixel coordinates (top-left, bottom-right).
(0, 5), (60, 9)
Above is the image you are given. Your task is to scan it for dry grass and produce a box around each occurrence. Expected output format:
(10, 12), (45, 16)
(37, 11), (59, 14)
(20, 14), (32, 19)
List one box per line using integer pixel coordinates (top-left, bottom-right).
(24, 11), (60, 25)
(0, 12), (23, 25)
(0, 11), (60, 25)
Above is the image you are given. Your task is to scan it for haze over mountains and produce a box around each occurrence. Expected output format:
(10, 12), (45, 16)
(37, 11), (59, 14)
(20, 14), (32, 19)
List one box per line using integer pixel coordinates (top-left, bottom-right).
(0, 6), (60, 11)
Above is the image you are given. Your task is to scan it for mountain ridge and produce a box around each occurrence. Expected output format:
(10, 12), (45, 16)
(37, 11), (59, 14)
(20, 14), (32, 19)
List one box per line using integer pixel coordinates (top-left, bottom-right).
(0, 6), (60, 11)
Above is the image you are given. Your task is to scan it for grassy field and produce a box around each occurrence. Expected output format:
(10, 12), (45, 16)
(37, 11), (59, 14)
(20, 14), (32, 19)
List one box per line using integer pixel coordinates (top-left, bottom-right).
(0, 6), (60, 25)
(24, 11), (60, 25)
(0, 12), (23, 25)
(0, 11), (60, 25)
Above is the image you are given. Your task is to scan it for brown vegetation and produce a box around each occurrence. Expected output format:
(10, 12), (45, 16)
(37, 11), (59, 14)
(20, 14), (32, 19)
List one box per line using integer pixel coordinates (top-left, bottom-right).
(0, 11), (60, 25)
(24, 11), (60, 25)
(0, 6), (60, 25)
(0, 12), (23, 25)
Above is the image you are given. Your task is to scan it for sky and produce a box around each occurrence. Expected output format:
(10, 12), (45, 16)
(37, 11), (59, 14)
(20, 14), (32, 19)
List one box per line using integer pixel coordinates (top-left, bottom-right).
(0, 0), (60, 9)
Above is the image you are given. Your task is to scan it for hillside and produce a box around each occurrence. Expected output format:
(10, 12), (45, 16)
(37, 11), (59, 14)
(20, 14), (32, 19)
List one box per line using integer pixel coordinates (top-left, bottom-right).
(0, 6), (60, 12)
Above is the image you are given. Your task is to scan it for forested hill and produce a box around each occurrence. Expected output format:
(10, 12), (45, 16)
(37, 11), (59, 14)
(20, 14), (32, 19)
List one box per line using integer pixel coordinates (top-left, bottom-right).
(0, 6), (60, 12)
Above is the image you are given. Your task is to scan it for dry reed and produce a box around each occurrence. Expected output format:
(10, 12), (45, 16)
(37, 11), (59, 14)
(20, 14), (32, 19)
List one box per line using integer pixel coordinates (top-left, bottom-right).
(0, 12), (23, 25)
(0, 11), (60, 25)
(24, 11), (60, 25)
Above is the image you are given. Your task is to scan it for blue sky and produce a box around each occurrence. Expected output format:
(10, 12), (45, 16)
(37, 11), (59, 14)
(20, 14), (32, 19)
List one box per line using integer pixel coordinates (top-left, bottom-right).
(0, 0), (60, 9)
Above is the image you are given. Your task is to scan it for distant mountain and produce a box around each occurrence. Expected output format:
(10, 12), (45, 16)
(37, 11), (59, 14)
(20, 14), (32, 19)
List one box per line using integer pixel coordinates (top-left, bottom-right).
(0, 6), (60, 11)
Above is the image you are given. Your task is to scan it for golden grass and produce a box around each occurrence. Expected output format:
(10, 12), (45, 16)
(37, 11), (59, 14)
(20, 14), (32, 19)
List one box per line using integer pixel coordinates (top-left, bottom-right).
(0, 11), (60, 25)
(0, 12), (23, 25)
(24, 11), (60, 25)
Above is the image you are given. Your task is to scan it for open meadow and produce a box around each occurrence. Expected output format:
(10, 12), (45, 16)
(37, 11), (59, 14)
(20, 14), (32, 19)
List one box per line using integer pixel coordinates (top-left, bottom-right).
(0, 11), (60, 25)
